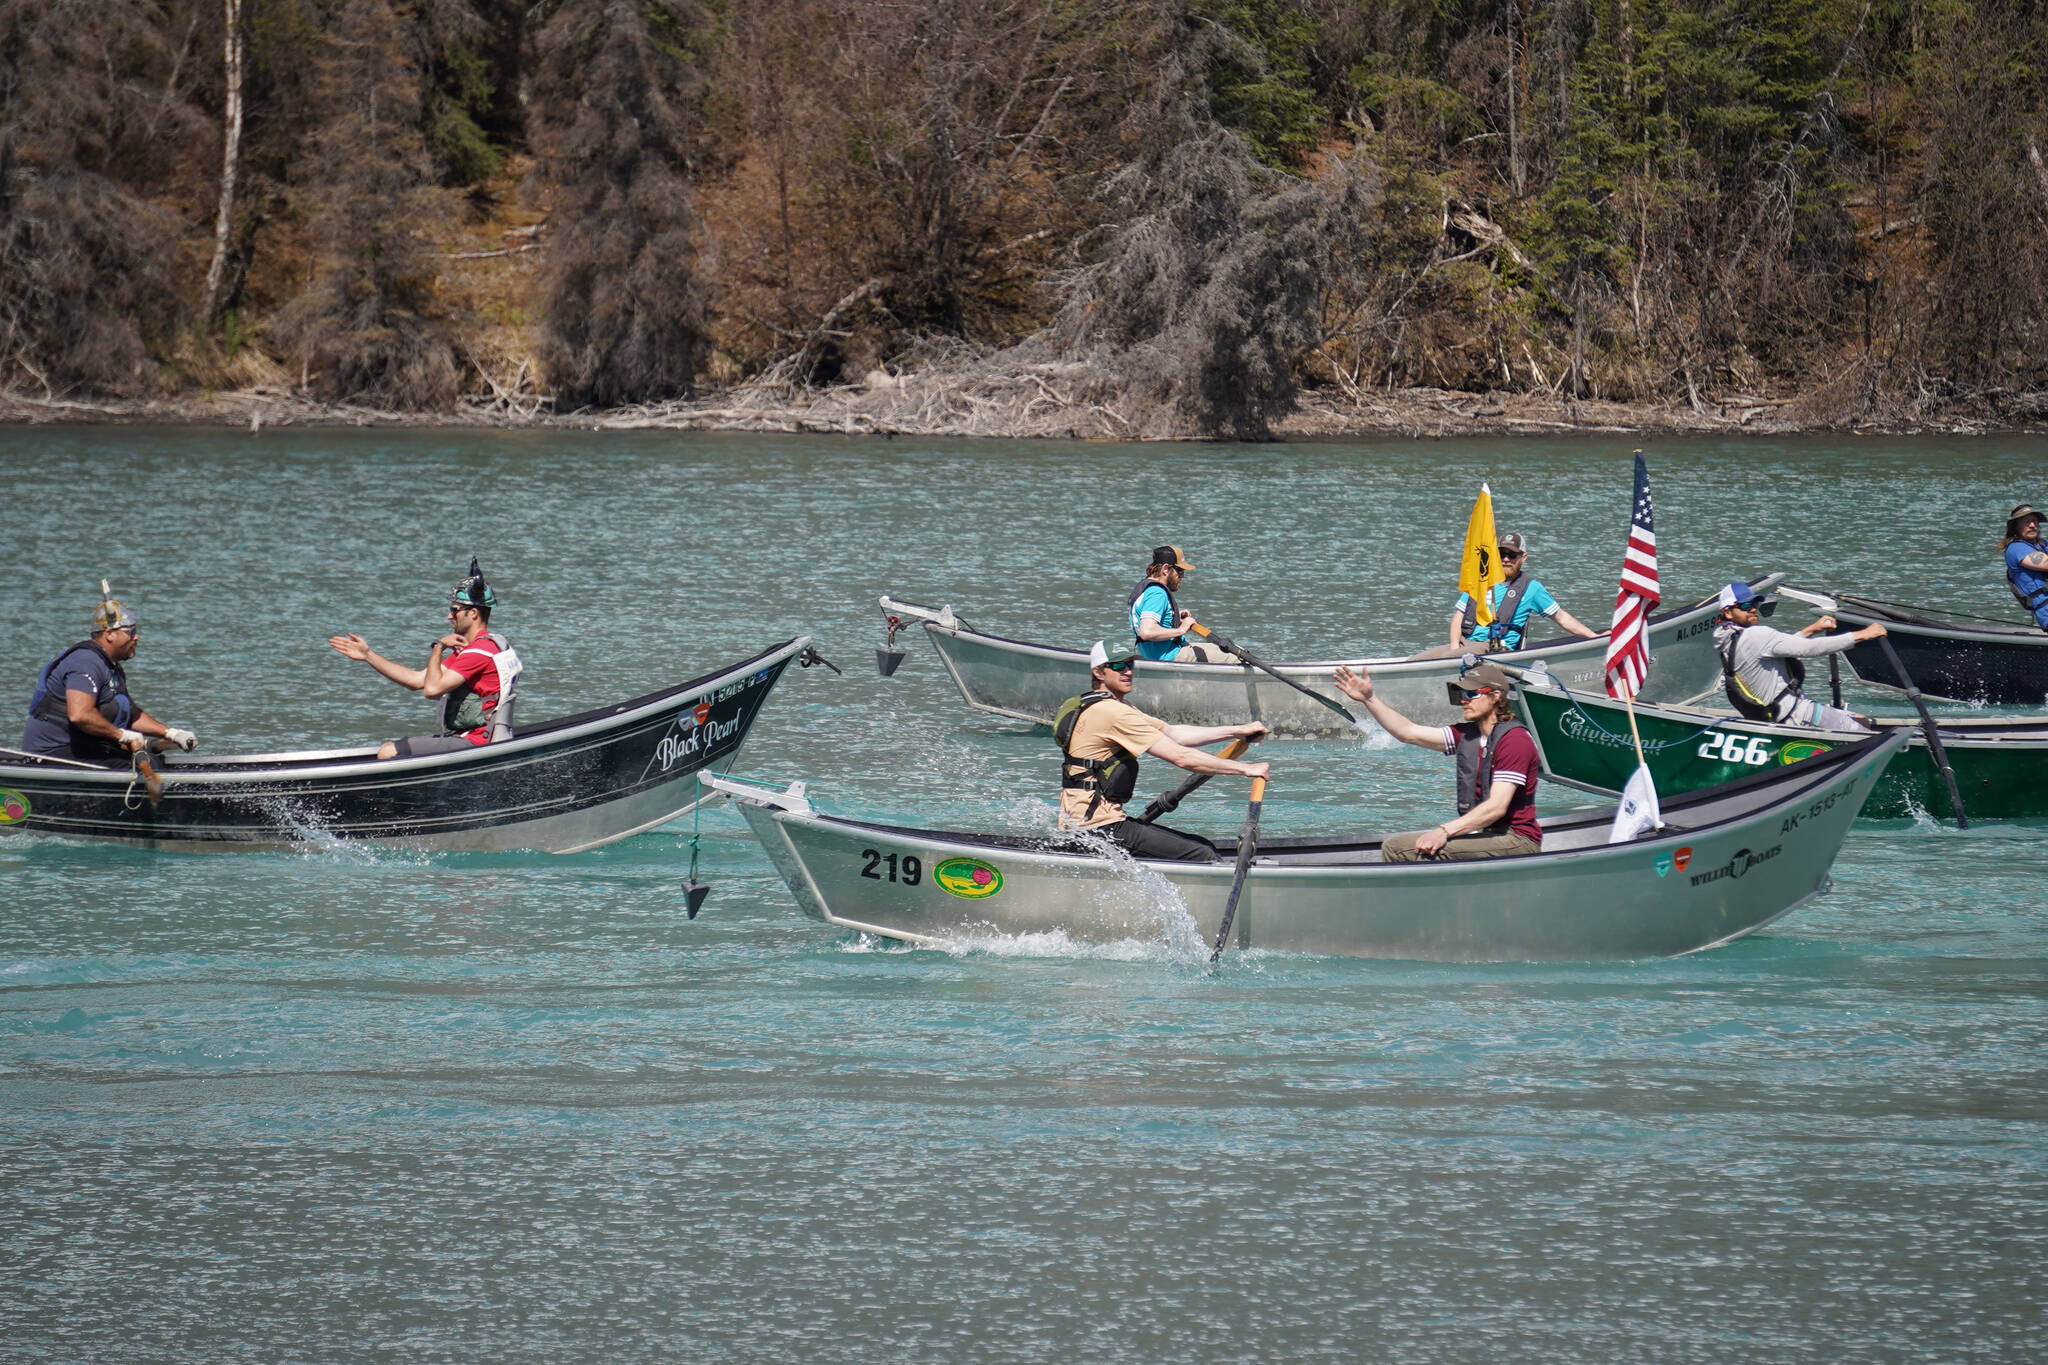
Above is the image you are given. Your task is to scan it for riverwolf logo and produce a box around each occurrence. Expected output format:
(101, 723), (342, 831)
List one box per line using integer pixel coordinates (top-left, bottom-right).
(0, 789), (27, 823)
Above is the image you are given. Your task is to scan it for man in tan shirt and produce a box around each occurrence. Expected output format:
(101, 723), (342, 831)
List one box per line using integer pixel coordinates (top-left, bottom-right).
(1058, 641), (1269, 861)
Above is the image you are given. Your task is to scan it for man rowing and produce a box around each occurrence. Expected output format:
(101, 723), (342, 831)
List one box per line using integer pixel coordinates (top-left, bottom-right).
(1713, 582), (1882, 731)
(1425, 532), (1598, 658)
(2003, 503), (2048, 630)
(327, 558), (522, 759)
(1331, 659), (1541, 861)
(1057, 641), (1267, 861)
(22, 585), (198, 764)
(1129, 545), (1225, 663)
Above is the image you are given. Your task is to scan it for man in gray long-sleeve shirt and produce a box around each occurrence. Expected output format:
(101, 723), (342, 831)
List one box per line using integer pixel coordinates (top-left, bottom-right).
(1712, 582), (1885, 731)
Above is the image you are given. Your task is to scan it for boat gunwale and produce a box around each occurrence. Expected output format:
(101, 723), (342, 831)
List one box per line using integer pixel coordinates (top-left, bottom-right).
(762, 729), (1903, 875)
(885, 577), (1780, 674)
(0, 636), (810, 787)
(1511, 675), (2048, 749)
(1800, 589), (2048, 644)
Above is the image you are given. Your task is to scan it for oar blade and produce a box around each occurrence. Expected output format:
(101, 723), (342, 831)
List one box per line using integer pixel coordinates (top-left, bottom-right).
(1209, 777), (1267, 963)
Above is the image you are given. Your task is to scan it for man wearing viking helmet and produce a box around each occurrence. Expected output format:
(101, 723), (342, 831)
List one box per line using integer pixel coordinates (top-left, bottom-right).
(327, 558), (524, 759)
(22, 582), (198, 763)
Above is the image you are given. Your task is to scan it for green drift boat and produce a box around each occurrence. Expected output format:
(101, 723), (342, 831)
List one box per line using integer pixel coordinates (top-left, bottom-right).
(1508, 668), (2048, 822)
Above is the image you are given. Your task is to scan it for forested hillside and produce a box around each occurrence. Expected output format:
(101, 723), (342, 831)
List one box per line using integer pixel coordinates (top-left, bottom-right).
(4, 0), (2045, 436)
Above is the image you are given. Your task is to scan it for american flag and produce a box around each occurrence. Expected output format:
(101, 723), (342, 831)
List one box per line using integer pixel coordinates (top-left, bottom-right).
(1604, 450), (1660, 699)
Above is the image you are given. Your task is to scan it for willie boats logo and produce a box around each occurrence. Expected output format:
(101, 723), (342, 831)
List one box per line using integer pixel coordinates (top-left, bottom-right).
(1689, 844), (1782, 886)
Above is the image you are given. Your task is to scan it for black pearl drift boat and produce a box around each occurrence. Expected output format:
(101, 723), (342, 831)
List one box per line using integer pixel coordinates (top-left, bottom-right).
(0, 637), (818, 853)
(1785, 587), (2048, 706)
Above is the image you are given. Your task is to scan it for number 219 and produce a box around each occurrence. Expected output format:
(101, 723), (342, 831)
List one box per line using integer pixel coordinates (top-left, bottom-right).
(860, 849), (921, 884)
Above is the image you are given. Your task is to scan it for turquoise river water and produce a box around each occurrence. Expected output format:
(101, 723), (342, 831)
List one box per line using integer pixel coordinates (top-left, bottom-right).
(3, 428), (2044, 1360)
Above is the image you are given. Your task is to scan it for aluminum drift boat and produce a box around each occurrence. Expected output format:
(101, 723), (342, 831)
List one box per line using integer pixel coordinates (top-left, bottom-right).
(708, 730), (1903, 962)
(1509, 667), (2048, 822)
(1785, 587), (2048, 706)
(880, 575), (1781, 736)
(0, 637), (817, 853)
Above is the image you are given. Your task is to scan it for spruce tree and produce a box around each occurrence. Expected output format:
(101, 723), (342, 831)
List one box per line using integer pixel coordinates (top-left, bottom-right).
(530, 0), (712, 406)
(272, 0), (465, 409)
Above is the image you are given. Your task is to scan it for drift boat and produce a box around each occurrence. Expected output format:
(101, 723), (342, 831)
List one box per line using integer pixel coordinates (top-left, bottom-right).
(705, 729), (1903, 962)
(0, 638), (818, 853)
(1509, 667), (2048, 822)
(880, 575), (1781, 736)
(1786, 588), (2048, 706)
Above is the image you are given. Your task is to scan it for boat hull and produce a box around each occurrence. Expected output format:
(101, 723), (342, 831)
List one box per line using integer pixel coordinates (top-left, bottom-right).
(0, 638), (811, 852)
(1820, 594), (2048, 705)
(720, 733), (1901, 962)
(1513, 682), (2048, 821)
(892, 577), (1779, 734)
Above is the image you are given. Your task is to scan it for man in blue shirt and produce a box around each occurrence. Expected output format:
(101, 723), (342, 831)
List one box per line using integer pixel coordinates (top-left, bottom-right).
(1128, 546), (1225, 662)
(1441, 532), (1598, 655)
(2002, 503), (2048, 630)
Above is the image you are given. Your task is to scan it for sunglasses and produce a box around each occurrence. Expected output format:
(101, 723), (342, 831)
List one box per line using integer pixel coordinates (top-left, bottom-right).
(1445, 683), (1496, 704)
(1105, 659), (1136, 673)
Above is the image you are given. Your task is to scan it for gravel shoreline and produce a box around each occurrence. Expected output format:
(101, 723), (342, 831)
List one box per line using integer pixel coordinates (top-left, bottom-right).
(5, 383), (2038, 439)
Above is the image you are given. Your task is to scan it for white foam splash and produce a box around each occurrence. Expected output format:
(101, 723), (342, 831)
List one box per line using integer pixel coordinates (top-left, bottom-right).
(1352, 717), (1401, 751)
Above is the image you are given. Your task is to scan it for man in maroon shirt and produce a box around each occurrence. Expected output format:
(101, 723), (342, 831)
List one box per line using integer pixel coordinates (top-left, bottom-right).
(327, 561), (520, 759)
(1331, 659), (1542, 861)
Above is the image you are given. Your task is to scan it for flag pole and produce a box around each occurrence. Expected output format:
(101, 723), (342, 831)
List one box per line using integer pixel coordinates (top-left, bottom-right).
(1623, 692), (1647, 769)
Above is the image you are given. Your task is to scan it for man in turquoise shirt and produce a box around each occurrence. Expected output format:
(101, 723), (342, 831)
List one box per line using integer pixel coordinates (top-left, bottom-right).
(1444, 533), (1598, 654)
(1128, 546), (1225, 662)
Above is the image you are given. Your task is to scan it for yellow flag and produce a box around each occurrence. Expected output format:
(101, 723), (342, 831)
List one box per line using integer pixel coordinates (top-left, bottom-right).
(1458, 484), (1503, 628)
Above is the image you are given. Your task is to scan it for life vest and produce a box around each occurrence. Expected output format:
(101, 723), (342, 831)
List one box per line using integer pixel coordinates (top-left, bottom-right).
(1055, 691), (1141, 822)
(1715, 622), (1804, 723)
(1457, 575), (1536, 651)
(437, 632), (522, 742)
(2009, 536), (2048, 615)
(1128, 575), (1182, 661)
(1452, 719), (1529, 819)
(27, 641), (133, 760)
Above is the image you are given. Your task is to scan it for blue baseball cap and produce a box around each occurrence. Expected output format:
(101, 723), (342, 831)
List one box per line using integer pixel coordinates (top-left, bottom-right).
(1716, 582), (1762, 611)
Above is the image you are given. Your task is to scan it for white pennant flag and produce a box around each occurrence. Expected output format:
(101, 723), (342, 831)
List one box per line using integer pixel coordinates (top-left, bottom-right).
(1607, 762), (1665, 844)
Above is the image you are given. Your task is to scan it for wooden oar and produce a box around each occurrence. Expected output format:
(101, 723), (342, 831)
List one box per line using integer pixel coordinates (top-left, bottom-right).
(1209, 775), (1267, 963)
(1141, 735), (1253, 823)
(1185, 624), (1371, 735)
(129, 743), (163, 807)
(1874, 635), (1968, 829)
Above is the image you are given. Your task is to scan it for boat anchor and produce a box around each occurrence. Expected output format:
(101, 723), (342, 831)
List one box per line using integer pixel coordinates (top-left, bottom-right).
(877, 613), (907, 677)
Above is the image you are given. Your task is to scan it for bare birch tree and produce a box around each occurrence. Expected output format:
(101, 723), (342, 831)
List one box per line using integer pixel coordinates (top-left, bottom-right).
(202, 0), (242, 319)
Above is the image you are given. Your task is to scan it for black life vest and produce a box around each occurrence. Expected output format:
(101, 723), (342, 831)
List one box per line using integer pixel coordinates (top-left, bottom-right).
(1055, 691), (1141, 822)
(1128, 575), (1176, 646)
(1452, 719), (1529, 819)
(1457, 574), (1535, 651)
(1714, 622), (1804, 722)
(27, 641), (133, 761)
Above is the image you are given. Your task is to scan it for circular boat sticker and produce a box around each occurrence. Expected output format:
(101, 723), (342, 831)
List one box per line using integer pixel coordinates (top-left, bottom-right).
(0, 789), (29, 824)
(1779, 740), (1833, 765)
(933, 856), (1003, 900)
